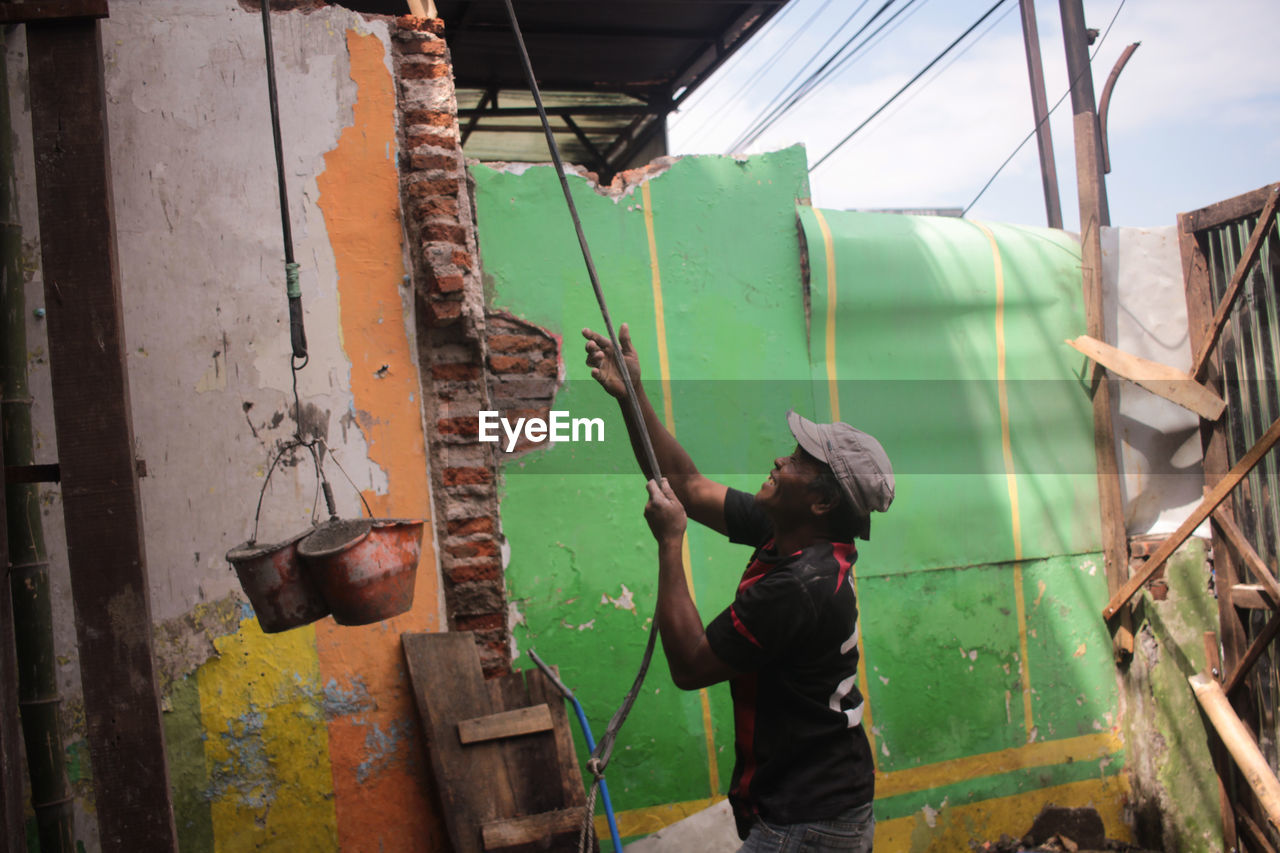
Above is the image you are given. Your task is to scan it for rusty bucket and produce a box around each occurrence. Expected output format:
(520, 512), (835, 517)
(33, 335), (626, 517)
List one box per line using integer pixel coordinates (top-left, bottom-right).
(298, 517), (423, 626)
(226, 528), (330, 633)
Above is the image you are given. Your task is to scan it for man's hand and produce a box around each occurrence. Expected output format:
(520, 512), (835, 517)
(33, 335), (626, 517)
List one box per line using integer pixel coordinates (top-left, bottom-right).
(644, 478), (687, 545)
(583, 323), (641, 400)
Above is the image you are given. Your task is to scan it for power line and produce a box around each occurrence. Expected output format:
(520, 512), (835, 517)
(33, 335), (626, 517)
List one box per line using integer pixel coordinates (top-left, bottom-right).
(674, 0), (839, 148)
(728, 0), (908, 153)
(962, 0), (1129, 217)
(810, 0), (1014, 173)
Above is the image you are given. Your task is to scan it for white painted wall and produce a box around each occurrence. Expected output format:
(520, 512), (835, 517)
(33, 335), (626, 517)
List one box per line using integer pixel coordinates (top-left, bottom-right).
(1101, 225), (1207, 537)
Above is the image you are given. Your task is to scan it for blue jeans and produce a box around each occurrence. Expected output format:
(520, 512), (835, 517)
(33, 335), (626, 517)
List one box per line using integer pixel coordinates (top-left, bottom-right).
(738, 803), (875, 853)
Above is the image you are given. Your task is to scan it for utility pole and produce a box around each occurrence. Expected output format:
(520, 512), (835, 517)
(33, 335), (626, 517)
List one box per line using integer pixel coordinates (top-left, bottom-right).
(1060, 0), (1109, 225)
(1059, 0), (1129, 659)
(1018, 0), (1062, 229)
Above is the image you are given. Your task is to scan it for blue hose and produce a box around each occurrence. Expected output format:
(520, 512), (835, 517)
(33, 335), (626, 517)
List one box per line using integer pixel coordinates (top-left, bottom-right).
(528, 651), (624, 851)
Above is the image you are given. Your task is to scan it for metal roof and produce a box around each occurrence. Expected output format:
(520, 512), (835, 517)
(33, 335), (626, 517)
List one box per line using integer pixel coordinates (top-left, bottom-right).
(435, 1), (789, 180)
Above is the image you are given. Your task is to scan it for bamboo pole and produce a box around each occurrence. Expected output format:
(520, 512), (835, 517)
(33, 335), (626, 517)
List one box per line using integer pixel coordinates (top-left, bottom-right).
(0, 38), (74, 853)
(1189, 673), (1280, 830)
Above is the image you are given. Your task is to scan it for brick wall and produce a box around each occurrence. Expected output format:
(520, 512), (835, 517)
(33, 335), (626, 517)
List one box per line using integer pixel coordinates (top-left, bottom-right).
(390, 18), (563, 677)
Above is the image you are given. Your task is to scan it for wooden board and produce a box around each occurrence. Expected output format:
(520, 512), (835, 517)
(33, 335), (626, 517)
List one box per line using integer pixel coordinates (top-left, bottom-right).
(26, 18), (177, 851)
(403, 633), (591, 853)
(459, 705), (554, 744)
(0, 0), (108, 23)
(1190, 673), (1280, 830)
(1066, 334), (1226, 421)
(482, 808), (582, 851)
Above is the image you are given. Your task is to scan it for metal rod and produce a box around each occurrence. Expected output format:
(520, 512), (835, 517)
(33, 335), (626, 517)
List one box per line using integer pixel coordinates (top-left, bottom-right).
(1098, 42), (1139, 174)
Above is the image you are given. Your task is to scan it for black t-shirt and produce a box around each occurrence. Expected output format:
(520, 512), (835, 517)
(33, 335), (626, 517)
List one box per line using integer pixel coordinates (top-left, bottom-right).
(705, 488), (875, 838)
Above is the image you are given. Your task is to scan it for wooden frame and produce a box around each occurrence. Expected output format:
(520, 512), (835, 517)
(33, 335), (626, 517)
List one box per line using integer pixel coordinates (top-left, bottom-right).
(1180, 182), (1280, 850)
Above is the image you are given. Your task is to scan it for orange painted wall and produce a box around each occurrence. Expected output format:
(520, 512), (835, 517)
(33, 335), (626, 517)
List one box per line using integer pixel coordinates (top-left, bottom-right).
(315, 30), (446, 850)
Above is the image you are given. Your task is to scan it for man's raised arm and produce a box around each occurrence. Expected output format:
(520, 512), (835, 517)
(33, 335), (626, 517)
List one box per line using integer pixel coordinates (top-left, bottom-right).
(583, 324), (728, 536)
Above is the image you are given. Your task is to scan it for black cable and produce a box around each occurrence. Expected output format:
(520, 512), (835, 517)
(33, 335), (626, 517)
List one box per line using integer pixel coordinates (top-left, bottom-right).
(499, 0), (660, 484)
(809, 0), (1013, 174)
(676, 0), (837, 148)
(962, 0), (1129, 217)
(726, 0), (883, 153)
(260, 0), (307, 361)
(500, 0), (664, 794)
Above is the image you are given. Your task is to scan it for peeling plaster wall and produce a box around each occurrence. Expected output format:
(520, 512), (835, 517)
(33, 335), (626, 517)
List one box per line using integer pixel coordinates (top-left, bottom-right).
(8, 3), (446, 849)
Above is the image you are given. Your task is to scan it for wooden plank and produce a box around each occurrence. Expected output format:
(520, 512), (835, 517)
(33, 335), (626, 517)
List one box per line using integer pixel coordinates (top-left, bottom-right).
(1071, 109), (1132, 657)
(1238, 809), (1278, 853)
(26, 19), (177, 851)
(1180, 217), (1249, 673)
(1225, 612), (1280, 696)
(481, 808), (583, 851)
(1066, 335), (1226, 421)
(526, 667), (588, 813)
(1184, 182), (1280, 234)
(458, 705), (554, 745)
(0, 0), (107, 22)
(1190, 185), (1280, 380)
(1189, 673), (1280, 830)
(1214, 510), (1280, 604)
(1202, 632), (1240, 852)
(1233, 584), (1280, 611)
(1103, 414), (1280, 619)
(403, 632), (518, 853)
(486, 671), (576, 842)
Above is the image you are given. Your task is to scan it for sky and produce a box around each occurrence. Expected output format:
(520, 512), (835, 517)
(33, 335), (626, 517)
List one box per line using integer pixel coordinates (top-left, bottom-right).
(666, 0), (1280, 231)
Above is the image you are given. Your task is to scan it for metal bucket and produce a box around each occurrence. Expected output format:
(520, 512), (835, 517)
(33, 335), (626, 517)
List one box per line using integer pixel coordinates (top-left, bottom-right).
(226, 528), (330, 633)
(298, 518), (423, 626)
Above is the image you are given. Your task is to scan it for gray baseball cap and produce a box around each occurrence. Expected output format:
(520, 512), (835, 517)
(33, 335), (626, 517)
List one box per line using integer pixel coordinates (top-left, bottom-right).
(787, 410), (895, 522)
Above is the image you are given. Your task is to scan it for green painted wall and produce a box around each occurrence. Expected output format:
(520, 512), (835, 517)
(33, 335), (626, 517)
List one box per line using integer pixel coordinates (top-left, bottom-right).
(471, 149), (1127, 847)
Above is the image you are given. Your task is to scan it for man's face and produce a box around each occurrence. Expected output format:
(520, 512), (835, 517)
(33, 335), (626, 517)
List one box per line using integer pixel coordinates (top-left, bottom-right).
(755, 444), (825, 516)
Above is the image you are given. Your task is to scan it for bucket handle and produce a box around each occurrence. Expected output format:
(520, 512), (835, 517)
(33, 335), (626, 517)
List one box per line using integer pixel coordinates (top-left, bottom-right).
(317, 439), (375, 522)
(249, 439), (324, 546)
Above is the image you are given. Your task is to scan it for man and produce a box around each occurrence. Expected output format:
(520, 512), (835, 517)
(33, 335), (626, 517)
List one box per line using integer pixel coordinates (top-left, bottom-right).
(583, 324), (893, 853)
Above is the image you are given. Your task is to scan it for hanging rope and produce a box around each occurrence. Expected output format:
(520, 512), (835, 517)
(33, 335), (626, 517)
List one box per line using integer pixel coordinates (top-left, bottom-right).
(499, 0), (665, 844)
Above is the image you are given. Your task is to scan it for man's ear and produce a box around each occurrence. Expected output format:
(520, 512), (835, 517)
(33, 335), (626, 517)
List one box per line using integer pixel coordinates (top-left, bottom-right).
(809, 495), (839, 519)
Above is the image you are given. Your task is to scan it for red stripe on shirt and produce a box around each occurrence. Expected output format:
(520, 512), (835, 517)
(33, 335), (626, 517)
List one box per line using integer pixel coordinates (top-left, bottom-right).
(833, 542), (856, 591)
(730, 606), (762, 648)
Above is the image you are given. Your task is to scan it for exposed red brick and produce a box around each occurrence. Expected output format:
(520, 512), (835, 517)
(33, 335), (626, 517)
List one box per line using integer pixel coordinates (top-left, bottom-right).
(443, 467), (492, 486)
(399, 59), (451, 80)
(446, 539), (499, 559)
(406, 177), (460, 198)
(436, 416), (478, 436)
(410, 151), (460, 172)
(426, 299), (462, 326)
(447, 517), (495, 537)
(488, 333), (552, 354)
(405, 129), (456, 150)
(395, 15), (444, 35)
(402, 109), (455, 129)
(432, 274), (465, 294)
(488, 354), (532, 373)
(422, 221), (468, 244)
(451, 249), (473, 270)
(534, 357), (559, 377)
(398, 37), (449, 56)
(413, 196), (459, 219)
(446, 562), (502, 584)
(431, 362), (480, 381)
(455, 613), (504, 632)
